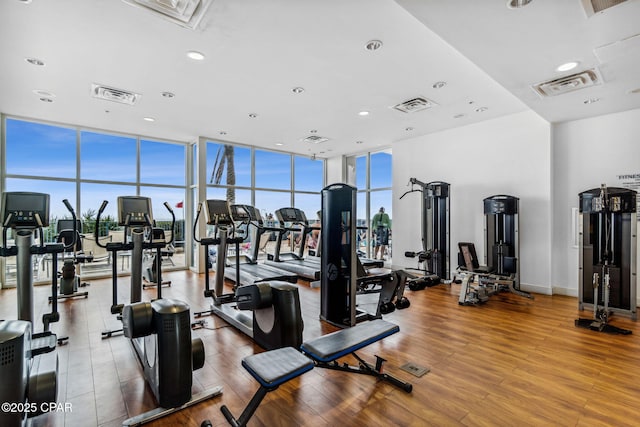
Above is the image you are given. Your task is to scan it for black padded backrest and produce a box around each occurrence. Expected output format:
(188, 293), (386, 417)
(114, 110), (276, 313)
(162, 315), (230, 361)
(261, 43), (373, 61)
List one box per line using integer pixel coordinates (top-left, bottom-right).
(57, 229), (83, 252)
(458, 242), (480, 270)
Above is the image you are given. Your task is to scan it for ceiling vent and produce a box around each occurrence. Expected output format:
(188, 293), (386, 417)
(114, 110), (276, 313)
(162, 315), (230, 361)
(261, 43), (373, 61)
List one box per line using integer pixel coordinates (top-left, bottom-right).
(121, 0), (213, 29)
(581, 0), (628, 17)
(392, 97), (438, 113)
(301, 135), (329, 144)
(532, 69), (602, 98)
(91, 84), (141, 105)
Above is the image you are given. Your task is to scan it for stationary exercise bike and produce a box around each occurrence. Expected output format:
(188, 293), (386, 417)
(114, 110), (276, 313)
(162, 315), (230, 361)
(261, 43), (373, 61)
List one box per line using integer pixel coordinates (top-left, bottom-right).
(0, 192), (65, 426)
(96, 196), (222, 425)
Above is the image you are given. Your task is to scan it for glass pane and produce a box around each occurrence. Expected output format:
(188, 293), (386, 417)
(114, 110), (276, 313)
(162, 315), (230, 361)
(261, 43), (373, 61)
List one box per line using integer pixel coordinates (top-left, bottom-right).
(255, 150), (291, 190)
(140, 140), (185, 185)
(294, 192), (321, 223)
(294, 156), (323, 192)
(140, 186), (186, 268)
(6, 119), (76, 178)
(79, 183), (137, 235)
(370, 190), (392, 261)
(255, 190), (291, 224)
(206, 187), (251, 205)
(370, 151), (392, 189)
(81, 131), (136, 182)
(3, 178), (77, 286)
(356, 155), (367, 190)
(357, 191), (369, 257)
(206, 142), (251, 188)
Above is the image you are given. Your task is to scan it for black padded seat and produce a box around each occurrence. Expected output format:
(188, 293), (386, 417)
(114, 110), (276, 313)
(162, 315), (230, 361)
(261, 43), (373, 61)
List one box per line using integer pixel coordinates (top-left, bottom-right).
(242, 347), (314, 389)
(301, 319), (399, 362)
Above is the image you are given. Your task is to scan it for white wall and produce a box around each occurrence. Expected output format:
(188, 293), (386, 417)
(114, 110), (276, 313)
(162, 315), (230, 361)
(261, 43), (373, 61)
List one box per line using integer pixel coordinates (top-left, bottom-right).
(551, 107), (640, 299)
(393, 110), (552, 294)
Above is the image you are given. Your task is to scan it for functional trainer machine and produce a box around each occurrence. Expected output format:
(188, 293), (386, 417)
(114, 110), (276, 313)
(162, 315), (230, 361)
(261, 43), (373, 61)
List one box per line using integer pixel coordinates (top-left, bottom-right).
(194, 199), (304, 350)
(320, 183), (410, 328)
(96, 196), (221, 425)
(575, 185), (636, 334)
(400, 179), (450, 290)
(456, 195), (532, 305)
(0, 192), (64, 426)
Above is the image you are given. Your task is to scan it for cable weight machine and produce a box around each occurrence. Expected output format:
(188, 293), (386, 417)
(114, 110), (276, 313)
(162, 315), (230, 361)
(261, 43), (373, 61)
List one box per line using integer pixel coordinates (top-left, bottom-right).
(400, 179), (450, 290)
(576, 185), (636, 334)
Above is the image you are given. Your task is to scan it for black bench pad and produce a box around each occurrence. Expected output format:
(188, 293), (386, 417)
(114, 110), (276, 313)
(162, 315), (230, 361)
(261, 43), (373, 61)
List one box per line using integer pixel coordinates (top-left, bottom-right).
(300, 319), (399, 362)
(242, 347), (314, 389)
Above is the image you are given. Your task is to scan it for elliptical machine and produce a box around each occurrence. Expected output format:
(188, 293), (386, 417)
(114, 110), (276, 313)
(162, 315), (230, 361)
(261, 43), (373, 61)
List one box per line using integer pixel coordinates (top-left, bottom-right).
(194, 199), (304, 350)
(0, 192), (65, 426)
(96, 196), (221, 424)
(400, 179), (450, 290)
(575, 185), (636, 334)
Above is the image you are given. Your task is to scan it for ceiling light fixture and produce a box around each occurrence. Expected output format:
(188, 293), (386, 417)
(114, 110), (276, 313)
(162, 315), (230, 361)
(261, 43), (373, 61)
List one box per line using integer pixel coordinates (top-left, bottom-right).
(454, 114), (466, 119)
(275, 143), (284, 146)
(365, 40), (383, 51)
(39, 98), (53, 103)
(292, 87), (304, 94)
(475, 107), (488, 112)
(17, 0), (33, 3)
(358, 111), (370, 116)
(432, 81), (446, 89)
(248, 113), (257, 118)
(186, 50), (205, 61)
(161, 91), (175, 98)
(556, 61), (579, 72)
(507, 0), (533, 9)
(143, 117), (155, 122)
(219, 131), (227, 135)
(33, 89), (55, 98)
(584, 98), (600, 104)
(310, 129), (318, 134)
(405, 127), (414, 131)
(25, 57), (45, 66)
(355, 141), (363, 144)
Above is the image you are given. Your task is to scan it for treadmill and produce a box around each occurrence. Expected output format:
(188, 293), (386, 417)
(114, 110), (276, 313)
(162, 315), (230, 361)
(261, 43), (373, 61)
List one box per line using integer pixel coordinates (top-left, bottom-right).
(264, 207), (321, 281)
(224, 204), (298, 285)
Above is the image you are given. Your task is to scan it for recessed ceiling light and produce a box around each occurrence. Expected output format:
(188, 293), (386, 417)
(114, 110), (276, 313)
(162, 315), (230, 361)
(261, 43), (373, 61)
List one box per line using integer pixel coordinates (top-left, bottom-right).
(33, 89), (55, 98)
(292, 87), (304, 94)
(355, 141), (364, 144)
(186, 50), (205, 60)
(453, 113), (466, 119)
(248, 113), (258, 118)
(365, 40), (383, 51)
(358, 111), (370, 116)
(275, 143), (284, 146)
(309, 129), (318, 134)
(475, 107), (488, 113)
(161, 91), (175, 98)
(432, 81), (446, 89)
(219, 131), (227, 135)
(507, 0), (533, 9)
(25, 57), (44, 66)
(143, 117), (155, 122)
(556, 61), (579, 72)
(39, 97), (53, 103)
(468, 100), (475, 105)
(584, 98), (600, 104)
(17, 0), (32, 3)
(405, 127), (414, 131)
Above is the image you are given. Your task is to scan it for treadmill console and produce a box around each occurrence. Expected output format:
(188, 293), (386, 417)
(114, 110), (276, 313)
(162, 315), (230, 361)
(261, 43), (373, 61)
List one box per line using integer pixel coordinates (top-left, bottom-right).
(205, 199), (233, 225)
(275, 207), (308, 224)
(1, 192), (50, 228)
(118, 196), (153, 226)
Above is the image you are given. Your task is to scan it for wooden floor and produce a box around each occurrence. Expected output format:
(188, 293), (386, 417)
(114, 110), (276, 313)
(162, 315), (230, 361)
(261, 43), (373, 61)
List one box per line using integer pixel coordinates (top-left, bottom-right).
(2, 271), (640, 427)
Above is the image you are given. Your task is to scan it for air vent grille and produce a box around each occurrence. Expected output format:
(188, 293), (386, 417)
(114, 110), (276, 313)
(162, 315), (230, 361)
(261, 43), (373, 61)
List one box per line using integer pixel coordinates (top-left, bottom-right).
(91, 84), (141, 105)
(122, 0), (213, 29)
(301, 135), (329, 144)
(581, 0), (628, 17)
(392, 97), (438, 113)
(532, 69), (601, 97)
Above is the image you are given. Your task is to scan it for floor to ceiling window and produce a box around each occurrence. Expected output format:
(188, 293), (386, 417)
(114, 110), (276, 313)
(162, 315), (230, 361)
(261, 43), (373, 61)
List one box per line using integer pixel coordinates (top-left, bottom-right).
(347, 149), (392, 261)
(1, 117), (187, 287)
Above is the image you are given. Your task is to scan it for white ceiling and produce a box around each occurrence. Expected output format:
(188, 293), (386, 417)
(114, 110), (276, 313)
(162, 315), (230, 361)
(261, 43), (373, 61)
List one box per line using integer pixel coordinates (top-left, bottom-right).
(1, 0), (639, 158)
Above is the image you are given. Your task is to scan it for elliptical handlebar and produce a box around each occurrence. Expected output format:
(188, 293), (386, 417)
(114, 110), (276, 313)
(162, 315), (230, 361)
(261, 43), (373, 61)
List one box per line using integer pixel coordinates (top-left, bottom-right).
(61, 198), (79, 252)
(163, 202), (176, 245)
(193, 202), (203, 244)
(95, 200), (109, 248)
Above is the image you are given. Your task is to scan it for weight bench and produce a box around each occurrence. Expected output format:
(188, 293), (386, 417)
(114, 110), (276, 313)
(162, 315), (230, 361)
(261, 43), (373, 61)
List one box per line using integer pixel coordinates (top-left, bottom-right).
(208, 319), (412, 427)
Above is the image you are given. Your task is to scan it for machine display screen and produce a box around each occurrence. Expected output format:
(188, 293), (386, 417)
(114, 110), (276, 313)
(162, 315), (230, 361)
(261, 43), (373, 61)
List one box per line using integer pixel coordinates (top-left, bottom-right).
(117, 196), (153, 226)
(1, 192), (50, 227)
(205, 199), (233, 225)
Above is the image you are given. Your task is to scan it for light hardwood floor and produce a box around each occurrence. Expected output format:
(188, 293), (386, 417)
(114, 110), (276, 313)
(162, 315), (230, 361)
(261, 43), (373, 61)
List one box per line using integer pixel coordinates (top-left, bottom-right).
(1, 271), (639, 427)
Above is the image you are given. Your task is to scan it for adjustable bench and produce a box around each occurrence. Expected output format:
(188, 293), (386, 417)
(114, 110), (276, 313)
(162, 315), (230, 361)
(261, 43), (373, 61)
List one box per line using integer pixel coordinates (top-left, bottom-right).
(206, 319), (412, 427)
